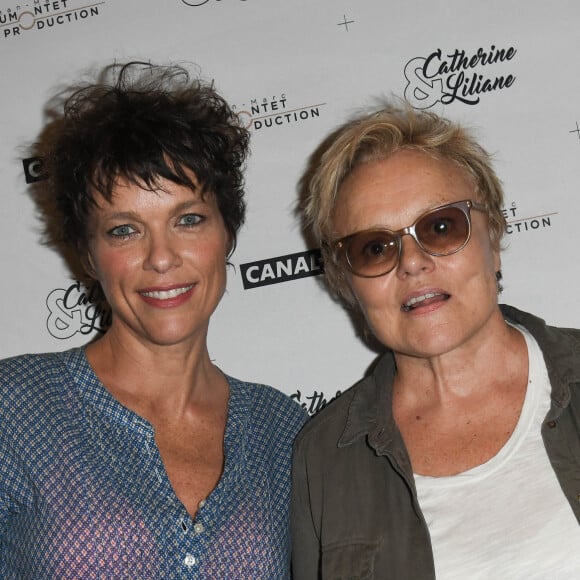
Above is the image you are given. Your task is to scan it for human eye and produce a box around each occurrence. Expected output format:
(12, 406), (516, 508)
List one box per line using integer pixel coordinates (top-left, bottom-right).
(177, 213), (204, 228)
(417, 206), (468, 252)
(354, 232), (397, 263)
(362, 239), (389, 257)
(107, 224), (137, 239)
(430, 217), (453, 236)
(420, 208), (460, 239)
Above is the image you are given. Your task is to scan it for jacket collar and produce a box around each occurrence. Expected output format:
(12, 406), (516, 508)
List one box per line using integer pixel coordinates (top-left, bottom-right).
(338, 350), (397, 450)
(499, 304), (580, 409)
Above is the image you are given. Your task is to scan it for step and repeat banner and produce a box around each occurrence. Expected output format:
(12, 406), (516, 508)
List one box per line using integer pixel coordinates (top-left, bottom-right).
(2, 0), (580, 412)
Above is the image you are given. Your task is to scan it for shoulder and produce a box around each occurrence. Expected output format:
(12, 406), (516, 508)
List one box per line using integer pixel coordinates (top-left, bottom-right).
(544, 323), (580, 345)
(0, 350), (69, 390)
(501, 304), (580, 358)
(293, 380), (359, 453)
(501, 304), (580, 341)
(501, 304), (580, 400)
(293, 349), (395, 459)
(227, 375), (308, 437)
(0, 348), (81, 418)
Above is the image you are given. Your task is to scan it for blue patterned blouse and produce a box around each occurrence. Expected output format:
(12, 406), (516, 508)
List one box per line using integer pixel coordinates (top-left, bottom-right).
(0, 348), (308, 579)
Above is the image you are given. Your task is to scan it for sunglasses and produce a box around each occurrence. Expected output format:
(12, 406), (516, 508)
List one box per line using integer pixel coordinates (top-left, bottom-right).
(330, 199), (487, 278)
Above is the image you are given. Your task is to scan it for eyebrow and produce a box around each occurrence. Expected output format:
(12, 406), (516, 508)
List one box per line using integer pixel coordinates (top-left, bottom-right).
(100, 198), (209, 223)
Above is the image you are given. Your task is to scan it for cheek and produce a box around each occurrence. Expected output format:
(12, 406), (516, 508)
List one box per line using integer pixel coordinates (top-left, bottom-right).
(91, 248), (140, 285)
(350, 275), (396, 315)
(466, 237), (500, 284)
(445, 245), (499, 311)
(195, 235), (226, 259)
(351, 282), (400, 348)
(188, 242), (228, 279)
(470, 224), (499, 263)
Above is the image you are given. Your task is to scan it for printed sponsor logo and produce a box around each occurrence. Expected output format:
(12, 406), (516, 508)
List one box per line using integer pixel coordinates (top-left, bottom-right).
(233, 93), (326, 132)
(504, 202), (557, 236)
(404, 45), (517, 109)
(23, 156), (46, 184)
(240, 249), (323, 290)
(291, 388), (342, 416)
(46, 280), (111, 340)
(1, 0), (104, 40)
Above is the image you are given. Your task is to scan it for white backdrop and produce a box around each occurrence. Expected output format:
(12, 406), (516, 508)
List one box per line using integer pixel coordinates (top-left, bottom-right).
(2, 0), (580, 413)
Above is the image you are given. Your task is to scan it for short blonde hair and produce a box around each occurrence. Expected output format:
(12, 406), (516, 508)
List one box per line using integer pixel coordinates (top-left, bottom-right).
(302, 103), (506, 305)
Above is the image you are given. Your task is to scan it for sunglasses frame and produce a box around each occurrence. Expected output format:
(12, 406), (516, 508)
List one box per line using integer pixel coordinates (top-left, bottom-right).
(331, 199), (487, 278)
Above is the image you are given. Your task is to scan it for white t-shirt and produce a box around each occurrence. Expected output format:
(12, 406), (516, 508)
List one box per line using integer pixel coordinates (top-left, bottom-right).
(414, 326), (580, 579)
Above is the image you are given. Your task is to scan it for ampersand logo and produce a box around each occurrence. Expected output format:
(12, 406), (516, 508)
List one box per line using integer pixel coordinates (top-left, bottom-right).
(46, 281), (111, 340)
(403, 45), (517, 109)
(404, 57), (443, 110)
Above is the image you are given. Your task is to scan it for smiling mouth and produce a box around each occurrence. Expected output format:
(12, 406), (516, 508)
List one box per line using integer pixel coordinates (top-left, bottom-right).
(140, 285), (194, 300)
(401, 292), (450, 312)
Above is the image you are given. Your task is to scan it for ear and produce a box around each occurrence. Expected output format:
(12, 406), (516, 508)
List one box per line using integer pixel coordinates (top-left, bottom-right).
(493, 245), (501, 273)
(83, 251), (98, 279)
(225, 229), (235, 258)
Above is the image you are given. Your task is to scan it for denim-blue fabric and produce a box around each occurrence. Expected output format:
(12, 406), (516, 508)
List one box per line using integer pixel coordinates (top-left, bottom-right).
(0, 347), (307, 578)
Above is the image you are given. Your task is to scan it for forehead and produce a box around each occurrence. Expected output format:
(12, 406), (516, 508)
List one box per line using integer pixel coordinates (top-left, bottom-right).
(91, 174), (212, 211)
(331, 150), (474, 234)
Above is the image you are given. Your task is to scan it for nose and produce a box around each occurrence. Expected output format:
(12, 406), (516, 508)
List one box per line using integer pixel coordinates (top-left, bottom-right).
(395, 233), (434, 278)
(143, 231), (182, 273)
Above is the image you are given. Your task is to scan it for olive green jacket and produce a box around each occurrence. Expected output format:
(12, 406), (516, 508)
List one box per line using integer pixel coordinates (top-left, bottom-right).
(291, 305), (580, 579)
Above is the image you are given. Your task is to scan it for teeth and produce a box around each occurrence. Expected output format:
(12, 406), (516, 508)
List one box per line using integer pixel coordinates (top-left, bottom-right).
(405, 292), (439, 307)
(142, 285), (193, 300)
(403, 292), (441, 311)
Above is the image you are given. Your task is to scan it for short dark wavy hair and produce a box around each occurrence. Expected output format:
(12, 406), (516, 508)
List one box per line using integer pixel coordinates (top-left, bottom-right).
(44, 61), (250, 260)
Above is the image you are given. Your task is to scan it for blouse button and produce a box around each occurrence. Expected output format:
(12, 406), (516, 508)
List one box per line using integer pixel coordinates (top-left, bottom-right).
(546, 420), (557, 428)
(194, 523), (204, 534)
(184, 553), (196, 568)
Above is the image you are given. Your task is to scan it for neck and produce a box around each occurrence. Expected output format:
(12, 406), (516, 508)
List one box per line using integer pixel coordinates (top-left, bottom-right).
(393, 315), (527, 406)
(85, 327), (226, 419)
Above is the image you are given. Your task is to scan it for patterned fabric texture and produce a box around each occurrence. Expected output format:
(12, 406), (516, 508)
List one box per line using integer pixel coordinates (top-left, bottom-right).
(0, 348), (308, 579)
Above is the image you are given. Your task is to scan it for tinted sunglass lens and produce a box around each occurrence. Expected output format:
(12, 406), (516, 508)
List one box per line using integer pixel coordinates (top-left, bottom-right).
(416, 207), (469, 254)
(347, 231), (398, 276)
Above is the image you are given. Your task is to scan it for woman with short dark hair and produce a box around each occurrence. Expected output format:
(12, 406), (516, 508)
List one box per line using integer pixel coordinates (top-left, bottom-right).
(0, 62), (307, 578)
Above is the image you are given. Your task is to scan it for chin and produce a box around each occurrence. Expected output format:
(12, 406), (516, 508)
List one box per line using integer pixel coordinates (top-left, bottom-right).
(145, 335), (194, 348)
(415, 334), (471, 358)
(141, 324), (202, 347)
(384, 329), (461, 358)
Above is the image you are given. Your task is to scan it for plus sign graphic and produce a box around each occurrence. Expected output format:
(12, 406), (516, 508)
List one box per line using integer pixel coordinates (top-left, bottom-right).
(337, 14), (354, 31)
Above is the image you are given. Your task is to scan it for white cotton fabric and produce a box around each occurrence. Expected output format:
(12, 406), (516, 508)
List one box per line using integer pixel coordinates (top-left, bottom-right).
(414, 325), (580, 579)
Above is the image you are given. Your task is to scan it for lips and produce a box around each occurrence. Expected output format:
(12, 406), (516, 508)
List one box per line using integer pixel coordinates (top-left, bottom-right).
(138, 284), (196, 308)
(140, 285), (194, 300)
(401, 291), (450, 312)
